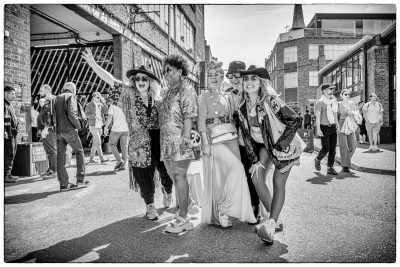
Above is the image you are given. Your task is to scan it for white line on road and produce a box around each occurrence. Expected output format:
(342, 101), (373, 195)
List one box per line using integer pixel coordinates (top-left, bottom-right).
(165, 254), (189, 263)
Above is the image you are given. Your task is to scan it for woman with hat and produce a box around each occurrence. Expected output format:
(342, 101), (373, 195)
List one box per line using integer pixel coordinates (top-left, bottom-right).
(198, 60), (256, 228)
(81, 48), (174, 221)
(158, 54), (198, 234)
(236, 66), (303, 244)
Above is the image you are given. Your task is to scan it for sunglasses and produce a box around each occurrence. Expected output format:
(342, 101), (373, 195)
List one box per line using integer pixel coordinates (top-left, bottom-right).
(343, 93), (350, 96)
(243, 75), (259, 82)
(162, 67), (175, 76)
(134, 76), (149, 82)
(226, 73), (241, 79)
(369, 95), (376, 98)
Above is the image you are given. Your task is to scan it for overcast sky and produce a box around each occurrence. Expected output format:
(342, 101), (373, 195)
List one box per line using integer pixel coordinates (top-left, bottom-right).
(204, 4), (396, 70)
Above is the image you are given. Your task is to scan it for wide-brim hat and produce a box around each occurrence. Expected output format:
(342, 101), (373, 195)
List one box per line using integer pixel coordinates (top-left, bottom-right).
(226, 61), (246, 76)
(126, 65), (160, 83)
(239, 67), (270, 80)
(319, 83), (335, 91)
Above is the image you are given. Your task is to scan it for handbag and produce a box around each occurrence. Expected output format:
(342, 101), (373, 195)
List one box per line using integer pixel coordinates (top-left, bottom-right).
(272, 133), (306, 161)
(209, 93), (238, 144)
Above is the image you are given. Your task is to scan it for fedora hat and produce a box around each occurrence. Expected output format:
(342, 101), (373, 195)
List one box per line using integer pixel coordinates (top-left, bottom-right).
(319, 83), (335, 91)
(126, 65), (160, 83)
(226, 61), (246, 76)
(239, 66), (270, 80)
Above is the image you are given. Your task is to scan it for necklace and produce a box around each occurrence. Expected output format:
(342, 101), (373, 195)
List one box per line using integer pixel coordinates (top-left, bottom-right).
(247, 98), (257, 117)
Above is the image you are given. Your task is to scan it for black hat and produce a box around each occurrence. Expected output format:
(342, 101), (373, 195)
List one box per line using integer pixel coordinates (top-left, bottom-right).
(239, 67), (270, 80)
(319, 83), (335, 91)
(126, 65), (160, 83)
(226, 61), (246, 76)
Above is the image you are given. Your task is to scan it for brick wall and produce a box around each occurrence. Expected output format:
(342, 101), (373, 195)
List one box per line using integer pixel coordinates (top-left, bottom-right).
(4, 4), (31, 142)
(367, 45), (390, 125)
(113, 35), (142, 84)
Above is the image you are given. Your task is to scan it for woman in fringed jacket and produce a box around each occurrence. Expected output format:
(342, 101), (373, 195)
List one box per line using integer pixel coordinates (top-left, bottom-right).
(236, 66), (304, 244)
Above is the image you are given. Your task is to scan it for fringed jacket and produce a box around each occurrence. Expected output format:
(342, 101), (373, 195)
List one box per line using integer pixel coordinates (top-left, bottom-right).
(236, 90), (302, 173)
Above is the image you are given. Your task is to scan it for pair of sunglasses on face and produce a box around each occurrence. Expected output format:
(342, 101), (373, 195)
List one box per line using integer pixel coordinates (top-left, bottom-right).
(134, 76), (149, 82)
(162, 67), (176, 76)
(226, 73), (259, 82)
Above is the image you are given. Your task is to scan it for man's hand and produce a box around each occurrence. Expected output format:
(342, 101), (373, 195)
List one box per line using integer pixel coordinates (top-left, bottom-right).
(317, 128), (323, 137)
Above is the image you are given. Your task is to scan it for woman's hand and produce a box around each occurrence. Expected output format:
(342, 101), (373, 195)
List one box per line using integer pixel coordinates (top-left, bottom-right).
(82, 48), (95, 64)
(180, 135), (192, 151)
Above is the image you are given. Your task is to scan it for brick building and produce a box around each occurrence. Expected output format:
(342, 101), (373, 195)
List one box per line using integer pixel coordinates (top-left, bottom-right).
(265, 4), (395, 115)
(4, 4), (206, 143)
(319, 23), (396, 143)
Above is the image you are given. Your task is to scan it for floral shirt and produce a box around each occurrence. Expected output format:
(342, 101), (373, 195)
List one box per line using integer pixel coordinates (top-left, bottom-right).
(110, 81), (159, 168)
(157, 79), (198, 161)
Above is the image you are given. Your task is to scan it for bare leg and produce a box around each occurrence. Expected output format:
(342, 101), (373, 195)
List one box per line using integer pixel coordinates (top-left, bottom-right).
(269, 167), (291, 222)
(251, 147), (273, 213)
(169, 160), (191, 218)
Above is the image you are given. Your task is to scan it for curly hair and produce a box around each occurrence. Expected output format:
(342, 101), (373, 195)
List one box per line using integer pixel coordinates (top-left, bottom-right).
(206, 60), (224, 76)
(163, 54), (189, 76)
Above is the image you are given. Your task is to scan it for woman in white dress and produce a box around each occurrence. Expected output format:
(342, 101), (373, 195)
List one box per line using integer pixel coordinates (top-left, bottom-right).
(198, 61), (257, 227)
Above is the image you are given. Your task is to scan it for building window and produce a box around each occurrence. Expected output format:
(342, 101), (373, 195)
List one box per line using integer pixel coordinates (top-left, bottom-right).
(140, 5), (169, 34)
(324, 44), (353, 61)
(169, 5), (175, 39)
(284, 72), (298, 88)
(309, 44), (319, 60)
(174, 7), (195, 54)
(285, 88), (298, 106)
(284, 46), (297, 63)
(321, 19), (356, 37)
(363, 19), (396, 35)
(309, 71), (319, 86)
(346, 58), (353, 87)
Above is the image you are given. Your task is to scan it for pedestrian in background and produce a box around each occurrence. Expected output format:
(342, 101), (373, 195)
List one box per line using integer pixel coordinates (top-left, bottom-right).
(314, 83), (339, 175)
(298, 112), (303, 129)
(158, 54), (198, 233)
(304, 109), (312, 129)
(337, 89), (357, 172)
(85, 92), (109, 163)
(363, 93), (383, 152)
(104, 95), (129, 171)
(37, 84), (57, 178)
(82, 48), (174, 222)
(30, 99), (39, 142)
(4, 86), (19, 183)
(198, 60), (256, 228)
(53, 82), (87, 191)
(226, 60), (260, 222)
(357, 101), (368, 144)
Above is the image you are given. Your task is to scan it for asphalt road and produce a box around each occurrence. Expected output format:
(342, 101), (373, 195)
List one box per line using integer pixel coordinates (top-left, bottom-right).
(3, 152), (396, 263)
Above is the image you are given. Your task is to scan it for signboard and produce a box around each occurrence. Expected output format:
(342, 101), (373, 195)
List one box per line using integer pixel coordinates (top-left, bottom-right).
(297, 129), (314, 153)
(32, 144), (47, 162)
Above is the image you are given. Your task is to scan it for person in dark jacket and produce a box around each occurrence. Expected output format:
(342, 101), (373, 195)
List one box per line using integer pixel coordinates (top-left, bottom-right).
(237, 67), (303, 244)
(53, 82), (87, 191)
(304, 109), (312, 129)
(4, 86), (19, 183)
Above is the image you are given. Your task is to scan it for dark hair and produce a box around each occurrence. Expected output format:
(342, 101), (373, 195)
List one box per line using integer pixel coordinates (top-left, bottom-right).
(163, 54), (189, 76)
(5, 86), (15, 93)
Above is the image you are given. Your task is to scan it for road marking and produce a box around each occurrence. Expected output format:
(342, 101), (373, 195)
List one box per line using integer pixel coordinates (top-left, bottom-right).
(69, 243), (110, 263)
(165, 254), (189, 263)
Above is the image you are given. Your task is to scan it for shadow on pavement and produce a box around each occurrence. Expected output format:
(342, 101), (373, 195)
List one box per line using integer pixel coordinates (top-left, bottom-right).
(306, 171), (360, 185)
(4, 188), (86, 205)
(5, 177), (56, 188)
(86, 171), (117, 177)
(9, 214), (289, 263)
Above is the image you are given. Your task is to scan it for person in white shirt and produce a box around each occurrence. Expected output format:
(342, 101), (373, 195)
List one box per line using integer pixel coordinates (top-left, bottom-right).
(362, 92), (384, 151)
(31, 102), (39, 142)
(104, 102), (129, 170)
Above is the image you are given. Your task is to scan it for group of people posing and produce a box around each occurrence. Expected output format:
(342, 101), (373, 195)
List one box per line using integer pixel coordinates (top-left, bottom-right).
(80, 48), (306, 244)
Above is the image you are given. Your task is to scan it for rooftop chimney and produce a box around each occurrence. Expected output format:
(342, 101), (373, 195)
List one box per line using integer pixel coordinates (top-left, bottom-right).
(291, 4), (305, 30)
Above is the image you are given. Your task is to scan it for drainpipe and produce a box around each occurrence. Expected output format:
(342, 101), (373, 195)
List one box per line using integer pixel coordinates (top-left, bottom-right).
(363, 43), (368, 101)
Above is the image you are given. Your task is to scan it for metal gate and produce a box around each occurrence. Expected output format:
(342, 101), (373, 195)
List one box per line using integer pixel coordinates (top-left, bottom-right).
(31, 43), (114, 107)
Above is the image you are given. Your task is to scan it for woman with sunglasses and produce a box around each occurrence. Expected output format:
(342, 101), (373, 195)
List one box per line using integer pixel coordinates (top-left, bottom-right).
(337, 89), (357, 172)
(158, 54), (198, 233)
(236, 67), (303, 244)
(81, 48), (174, 221)
(198, 61), (256, 228)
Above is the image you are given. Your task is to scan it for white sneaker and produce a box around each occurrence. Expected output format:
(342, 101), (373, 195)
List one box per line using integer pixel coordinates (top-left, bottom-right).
(146, 204), (159, 220)
(275, 217), (283, 232)
(162, 188), (173, 208)
(257, 218), (276, 244)
(218, 212), (232, 228)
(164, 215), (194, 233)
